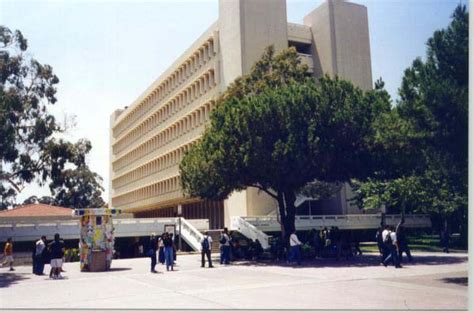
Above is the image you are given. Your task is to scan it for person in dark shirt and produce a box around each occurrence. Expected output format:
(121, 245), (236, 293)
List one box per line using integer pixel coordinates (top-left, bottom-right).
(253, 239), (264, 261)
(375, 227), (385, 263)
(48, 233), (65, 279)
(396, 222), (413, 262)
(149, 233), (158, 273)
(163, 233), (174, 271)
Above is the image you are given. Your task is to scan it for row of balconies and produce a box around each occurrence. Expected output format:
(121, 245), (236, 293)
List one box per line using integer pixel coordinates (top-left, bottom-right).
(113, 62), (218, 155)
(112, 99), (213, 175)
(113, 35), (218, 139)
(112, 83), (217, 162)
(113, 122), (207, 179)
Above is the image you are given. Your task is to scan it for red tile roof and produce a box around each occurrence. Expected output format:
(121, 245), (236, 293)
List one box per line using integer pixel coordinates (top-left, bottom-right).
(0, 204), (73, 217)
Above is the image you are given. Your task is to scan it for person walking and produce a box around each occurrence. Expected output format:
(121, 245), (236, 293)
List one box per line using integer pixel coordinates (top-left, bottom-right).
(48, 233), (65, 279)
(382, 226), (401, 268)
(33, 236), (47, 275)
(219, 228), (231, 265)
(288, 230), (302, 265)
(351, 231), (363, 256)
(375, 227), (385, 262)
(200, 231), (213, 268)
(441, 229), (450, 253)
(312, 228), (322, 258)
(396, 222), (412, 263)
(158, 234), (165, 264)
(149, 233), (158, 273)
(163, 233), (174, 271)
(2, 237), (14, 271)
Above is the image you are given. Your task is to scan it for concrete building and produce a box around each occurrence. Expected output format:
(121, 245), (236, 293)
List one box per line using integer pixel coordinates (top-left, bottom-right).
(109, 0), (373, 230)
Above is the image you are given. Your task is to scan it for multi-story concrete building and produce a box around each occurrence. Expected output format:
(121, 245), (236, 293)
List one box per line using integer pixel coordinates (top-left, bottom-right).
(109, 0), (373, 230)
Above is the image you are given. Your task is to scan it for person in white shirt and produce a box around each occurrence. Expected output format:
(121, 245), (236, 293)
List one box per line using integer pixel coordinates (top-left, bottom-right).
(382, 226), (402, 268)
(288, 230), (302, 265)
(200, 231), (213, 268)
(33, 236), (47, 275)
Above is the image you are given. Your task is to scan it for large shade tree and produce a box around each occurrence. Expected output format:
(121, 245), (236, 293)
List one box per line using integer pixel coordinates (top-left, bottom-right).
(180, 47), (391, 236)
(0, 26), (104, 209)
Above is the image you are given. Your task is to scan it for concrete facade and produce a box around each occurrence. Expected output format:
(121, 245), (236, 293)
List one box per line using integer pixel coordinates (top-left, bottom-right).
(109, 0), (373, 228)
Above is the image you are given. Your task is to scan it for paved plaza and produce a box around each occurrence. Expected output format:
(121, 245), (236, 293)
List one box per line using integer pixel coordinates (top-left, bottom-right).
(0, 251), (468, 310)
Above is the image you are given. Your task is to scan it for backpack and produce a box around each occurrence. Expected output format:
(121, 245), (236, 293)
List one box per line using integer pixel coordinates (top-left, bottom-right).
(202, 237), (210, 251)
(219, 235), (227, 245)
(383, 231), (392, 245)
(376, 230), (383, 243)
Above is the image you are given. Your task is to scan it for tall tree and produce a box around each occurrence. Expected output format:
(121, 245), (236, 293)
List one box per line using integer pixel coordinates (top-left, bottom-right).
(0, 26), (104, 209)
(353, 5), (468, 243)
(180, 47), (390, 236)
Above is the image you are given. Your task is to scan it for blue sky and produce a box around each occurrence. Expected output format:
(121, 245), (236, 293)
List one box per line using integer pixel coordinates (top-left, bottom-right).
(0, 0), (467, 204)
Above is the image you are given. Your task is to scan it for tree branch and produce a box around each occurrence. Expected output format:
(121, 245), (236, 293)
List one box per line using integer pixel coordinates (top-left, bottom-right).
(248, 184), (278, 199)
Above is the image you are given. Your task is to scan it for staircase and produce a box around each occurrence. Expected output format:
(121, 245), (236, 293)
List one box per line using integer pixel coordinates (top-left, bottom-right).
(206, 230), (223, 254)
(178, 217), (204, 251)
(230, 216), (270, 249)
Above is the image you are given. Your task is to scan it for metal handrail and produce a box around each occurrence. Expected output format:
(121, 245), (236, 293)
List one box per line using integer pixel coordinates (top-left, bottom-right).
(179, 217), (204, 251)
(231, 217), (270, 249)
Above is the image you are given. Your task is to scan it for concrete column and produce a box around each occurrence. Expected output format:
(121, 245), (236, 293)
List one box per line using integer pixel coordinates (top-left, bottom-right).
(304, 0), (372, 90)
(218, 0), (290, 226)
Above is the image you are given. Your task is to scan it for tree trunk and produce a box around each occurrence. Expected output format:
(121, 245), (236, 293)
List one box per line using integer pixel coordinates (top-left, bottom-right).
(283, 190), (297, 235)
(277, 191), (286, 239)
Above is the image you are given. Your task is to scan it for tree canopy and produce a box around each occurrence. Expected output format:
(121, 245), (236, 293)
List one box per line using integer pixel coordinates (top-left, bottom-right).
(353, 5), (468, 242)
(180, 47), (391, 235)
(0, 25), (104, 209)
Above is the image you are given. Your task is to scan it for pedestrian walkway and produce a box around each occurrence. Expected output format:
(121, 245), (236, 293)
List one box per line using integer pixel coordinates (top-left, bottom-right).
(0, 252), (467, 310)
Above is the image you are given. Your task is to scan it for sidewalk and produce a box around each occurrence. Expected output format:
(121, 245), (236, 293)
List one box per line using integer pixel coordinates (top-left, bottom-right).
(0, 251), (468, 310)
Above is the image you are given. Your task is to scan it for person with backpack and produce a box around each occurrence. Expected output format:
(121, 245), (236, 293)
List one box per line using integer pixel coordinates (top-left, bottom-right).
(219, 228), (231, 265)
(200, 231), (213, 268)
(382, 226), (401, 268)
(48, 233), (65, 279)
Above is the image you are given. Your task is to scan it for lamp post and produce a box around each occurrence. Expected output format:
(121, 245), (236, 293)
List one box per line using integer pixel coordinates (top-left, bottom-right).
(178, 204), (182, 251)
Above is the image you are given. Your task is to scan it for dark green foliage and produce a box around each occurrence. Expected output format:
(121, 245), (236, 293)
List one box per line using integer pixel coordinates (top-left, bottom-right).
(180, 47), (390, 235)
(0, 26), (104, 209)
(353, 6), (468, 244)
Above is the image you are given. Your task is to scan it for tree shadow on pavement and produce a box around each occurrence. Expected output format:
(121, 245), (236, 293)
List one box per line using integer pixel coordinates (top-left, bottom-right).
(0, 272), (30, 288)
(230, 254), (467, 268)
(80, 267), (132, 273)
(441, 277), (468, 286)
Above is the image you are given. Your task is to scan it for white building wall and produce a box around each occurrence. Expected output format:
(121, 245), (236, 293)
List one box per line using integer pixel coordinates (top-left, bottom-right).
(108, 0), (374, 226)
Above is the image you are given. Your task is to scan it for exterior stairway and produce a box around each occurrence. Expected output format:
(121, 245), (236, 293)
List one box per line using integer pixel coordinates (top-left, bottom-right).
(206, 229), (223, 254)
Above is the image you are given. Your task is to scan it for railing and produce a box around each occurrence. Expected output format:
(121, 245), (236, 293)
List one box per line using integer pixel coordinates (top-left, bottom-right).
(242, 214), (432, 232)
(230, 216), (270, 250)
(179, 217), (204, 251)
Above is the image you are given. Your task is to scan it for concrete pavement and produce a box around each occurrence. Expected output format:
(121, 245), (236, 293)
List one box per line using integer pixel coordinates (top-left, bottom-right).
(0, 251), (468, 310)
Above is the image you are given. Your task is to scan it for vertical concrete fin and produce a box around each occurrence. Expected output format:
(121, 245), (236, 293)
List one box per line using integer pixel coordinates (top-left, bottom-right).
(304, 0), (372, 90)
